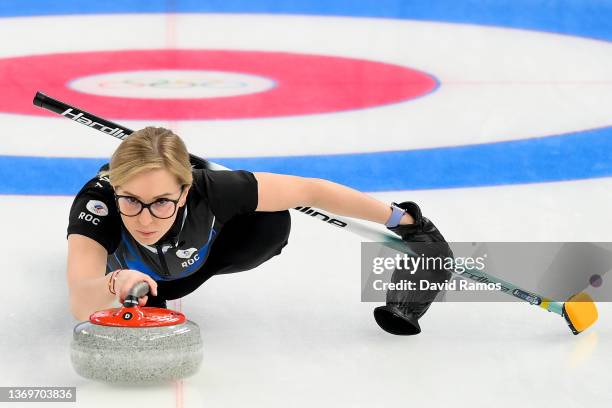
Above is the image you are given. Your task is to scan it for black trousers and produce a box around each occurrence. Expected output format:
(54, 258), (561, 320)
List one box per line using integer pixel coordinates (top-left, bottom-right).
(146, 210), (291, 308)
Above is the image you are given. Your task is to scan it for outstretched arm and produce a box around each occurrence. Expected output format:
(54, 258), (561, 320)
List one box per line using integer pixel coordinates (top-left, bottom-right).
(253, 173), (414, 226)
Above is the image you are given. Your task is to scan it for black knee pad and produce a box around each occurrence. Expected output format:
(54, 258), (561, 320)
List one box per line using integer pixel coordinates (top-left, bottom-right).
(205, 210), (291, 274)
(227, 210), (291, 270)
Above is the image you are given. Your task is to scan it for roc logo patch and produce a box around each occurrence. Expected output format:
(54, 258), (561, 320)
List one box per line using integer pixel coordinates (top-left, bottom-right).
(176, 248), (198, 259)
(86, 200), (109, 216)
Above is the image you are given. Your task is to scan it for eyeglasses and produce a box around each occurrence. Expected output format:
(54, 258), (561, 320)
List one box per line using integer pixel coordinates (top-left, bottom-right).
(114, 186), (185, 219)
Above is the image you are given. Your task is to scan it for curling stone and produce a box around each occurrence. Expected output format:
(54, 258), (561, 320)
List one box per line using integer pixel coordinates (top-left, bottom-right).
(71, 282), (203, 384)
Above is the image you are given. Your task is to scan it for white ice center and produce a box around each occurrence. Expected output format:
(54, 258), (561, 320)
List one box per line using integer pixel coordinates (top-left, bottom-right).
(68, 69), (276, 99)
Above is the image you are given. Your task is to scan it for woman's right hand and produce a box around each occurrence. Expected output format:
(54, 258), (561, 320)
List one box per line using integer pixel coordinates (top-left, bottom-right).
(113, 269), (158, 307)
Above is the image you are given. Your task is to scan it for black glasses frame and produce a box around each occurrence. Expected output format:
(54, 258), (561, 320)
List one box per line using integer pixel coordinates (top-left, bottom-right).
(114, 186), (185, 219)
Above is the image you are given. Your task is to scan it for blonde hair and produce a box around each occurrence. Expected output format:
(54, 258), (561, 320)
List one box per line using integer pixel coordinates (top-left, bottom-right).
(100, 127), (193, 188)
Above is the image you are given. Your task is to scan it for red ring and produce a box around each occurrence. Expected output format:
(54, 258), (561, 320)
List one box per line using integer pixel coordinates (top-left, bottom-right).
(1, 49), (437, 119)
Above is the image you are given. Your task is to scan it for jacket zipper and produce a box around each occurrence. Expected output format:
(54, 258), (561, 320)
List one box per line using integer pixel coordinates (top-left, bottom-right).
(155, 244), (171, 276)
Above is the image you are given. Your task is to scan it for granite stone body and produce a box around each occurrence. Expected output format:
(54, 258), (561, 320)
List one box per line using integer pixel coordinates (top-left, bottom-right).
(71, 320), (203, 384)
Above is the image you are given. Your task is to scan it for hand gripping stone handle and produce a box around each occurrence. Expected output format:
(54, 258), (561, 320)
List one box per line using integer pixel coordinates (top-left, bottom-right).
(123, 281), (150, 308)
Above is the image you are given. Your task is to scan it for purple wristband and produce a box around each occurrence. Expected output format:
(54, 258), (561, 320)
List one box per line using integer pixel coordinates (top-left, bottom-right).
(385, 204), (406, 228)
